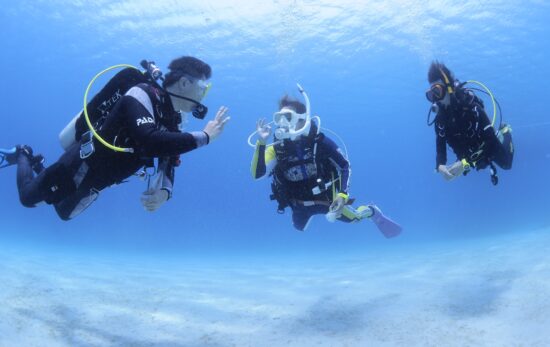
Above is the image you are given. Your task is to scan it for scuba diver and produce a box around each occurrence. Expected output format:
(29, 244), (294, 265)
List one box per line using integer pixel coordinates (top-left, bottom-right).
(0, 56), (229, 220)
(426, 61), (514, 185)
(249, 85), (401, 237)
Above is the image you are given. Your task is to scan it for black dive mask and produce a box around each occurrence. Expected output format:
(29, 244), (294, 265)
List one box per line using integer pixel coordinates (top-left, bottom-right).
(425, 83), (446, 103)
(166, 92), (208, 119)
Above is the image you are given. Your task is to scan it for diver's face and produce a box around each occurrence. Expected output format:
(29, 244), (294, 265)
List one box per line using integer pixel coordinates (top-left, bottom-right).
(273, 107), (309, 141)
(439, 91), (451, 107)
(426, 79), (451, 107)
(168, 75), (209, 113)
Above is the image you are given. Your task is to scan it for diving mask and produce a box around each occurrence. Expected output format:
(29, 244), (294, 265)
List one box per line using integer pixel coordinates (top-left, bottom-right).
(167, 73), (212, 119)
(273, 107), (311, 140)
(186, 76), (211, 119)
(195, 78), (212, 99)
(425, 83), (446, 103)
(177, 73), (212, 99)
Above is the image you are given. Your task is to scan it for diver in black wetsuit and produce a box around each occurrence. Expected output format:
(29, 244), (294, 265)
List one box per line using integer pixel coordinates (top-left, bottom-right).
(426, 61), (514, 185)
(0, 56), (230, 220)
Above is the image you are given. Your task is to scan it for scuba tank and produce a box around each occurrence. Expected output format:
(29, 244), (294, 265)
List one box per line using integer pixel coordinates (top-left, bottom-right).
(58, 61), (161, 151)
(59, 110), (82, 150)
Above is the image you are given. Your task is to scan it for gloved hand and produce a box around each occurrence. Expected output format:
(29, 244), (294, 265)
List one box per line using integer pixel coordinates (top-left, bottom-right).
(438, 163), (458, 181)
(256, 118), (272, 144)
(203, 106), (230, 142)
(438, 160), (468, 181)
(448, 160), (466, 176)
(328, 193), (348, 218)
(140, 188), (169, 212)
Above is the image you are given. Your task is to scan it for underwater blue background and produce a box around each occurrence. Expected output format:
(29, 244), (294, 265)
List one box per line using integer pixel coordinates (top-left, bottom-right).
(0, 1), (550, 345)
(1, 0), (548, 256)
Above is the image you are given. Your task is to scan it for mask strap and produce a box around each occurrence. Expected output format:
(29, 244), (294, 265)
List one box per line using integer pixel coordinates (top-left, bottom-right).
(439, 68), (454, 94)
(166, 91), (208, 119)
(166, 91), (201, 106)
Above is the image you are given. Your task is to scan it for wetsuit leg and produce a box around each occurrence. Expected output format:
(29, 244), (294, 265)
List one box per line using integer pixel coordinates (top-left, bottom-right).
(16, 154), (48, 207)
(291, 205), (329, 231)
(54, 189), (92, 221)
(338, 205), (374, 223)
(493, 131), (514, 170)
(292, 209), (313, 231)
(17, 143), (83, 215)
(338, 206), (361, 223)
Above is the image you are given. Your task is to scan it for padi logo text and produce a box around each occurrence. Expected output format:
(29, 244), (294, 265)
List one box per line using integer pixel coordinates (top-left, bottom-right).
(136, 117), (155, 126)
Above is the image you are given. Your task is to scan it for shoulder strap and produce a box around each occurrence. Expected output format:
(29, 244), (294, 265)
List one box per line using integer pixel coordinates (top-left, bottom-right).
(126, 84), (155, 118)
(142, 84), (181, 132)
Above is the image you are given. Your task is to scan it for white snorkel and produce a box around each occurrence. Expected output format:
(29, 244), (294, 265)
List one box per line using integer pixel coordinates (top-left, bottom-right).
(248, 83), (319, 147)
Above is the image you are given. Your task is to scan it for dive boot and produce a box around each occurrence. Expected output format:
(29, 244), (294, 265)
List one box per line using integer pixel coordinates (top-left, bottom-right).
(0, 145), (45, 173)
(0, 147), (19, 168)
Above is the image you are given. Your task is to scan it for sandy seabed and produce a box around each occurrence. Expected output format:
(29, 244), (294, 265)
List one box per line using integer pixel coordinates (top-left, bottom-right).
(1, 230), (549, 347)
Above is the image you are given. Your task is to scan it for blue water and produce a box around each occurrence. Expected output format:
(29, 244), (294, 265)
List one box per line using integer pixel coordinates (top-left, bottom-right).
(1, 1), (550, 346)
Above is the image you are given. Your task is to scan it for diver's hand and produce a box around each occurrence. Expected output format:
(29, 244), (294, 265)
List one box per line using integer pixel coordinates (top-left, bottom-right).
(329, 196), (346, 217)
(203, 106), (230, 142)
(141, 188), (169, 212)
(256, 118), (272, 144)
(438, 164), (458, 181)
(448, 160), (465, 177)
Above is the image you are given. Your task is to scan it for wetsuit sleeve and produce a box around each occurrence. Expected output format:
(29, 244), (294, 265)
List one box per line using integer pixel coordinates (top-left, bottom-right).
(250, 141), (276, 179)
(121, 96), (209, 157)
(157, 158), (175, 199)
(321, 136), (350, 193)
(435, 130), (447, 168)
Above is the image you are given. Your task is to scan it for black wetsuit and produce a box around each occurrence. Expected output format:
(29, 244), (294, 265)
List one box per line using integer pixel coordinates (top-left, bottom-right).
(17, 83), (209, 220)
(434, 88), (513, 172)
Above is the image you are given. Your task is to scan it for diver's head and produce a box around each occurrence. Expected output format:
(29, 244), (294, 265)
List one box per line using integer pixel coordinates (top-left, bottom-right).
(163, 56), (212, 119)
(426, 61), (455, 107)
(273, 95), (311, 141)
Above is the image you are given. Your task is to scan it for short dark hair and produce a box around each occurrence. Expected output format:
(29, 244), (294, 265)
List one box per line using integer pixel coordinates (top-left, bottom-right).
(163, 56), (212, 88)
(278, 95), (306, 114)
(428, 61), (454, 84)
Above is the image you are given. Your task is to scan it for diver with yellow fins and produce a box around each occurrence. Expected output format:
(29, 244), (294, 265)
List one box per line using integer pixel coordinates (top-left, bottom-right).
(0, 56), (229, 220)
(426, 61), (514, 185)
(249, 85), (402, 237)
